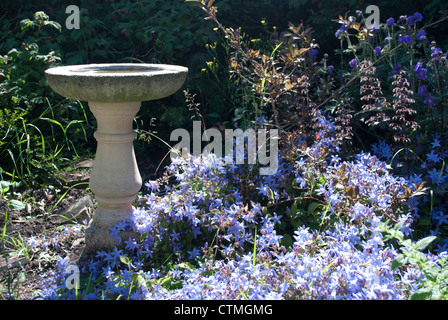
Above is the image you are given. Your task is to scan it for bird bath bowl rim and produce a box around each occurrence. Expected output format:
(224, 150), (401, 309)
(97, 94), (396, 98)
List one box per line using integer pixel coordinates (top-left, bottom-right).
(44, 63), (188, 103)
(45, 63), (187, 77)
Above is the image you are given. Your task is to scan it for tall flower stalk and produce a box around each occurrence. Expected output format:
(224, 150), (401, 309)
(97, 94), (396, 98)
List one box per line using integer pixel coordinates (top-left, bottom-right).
(391, 70), (419, 143)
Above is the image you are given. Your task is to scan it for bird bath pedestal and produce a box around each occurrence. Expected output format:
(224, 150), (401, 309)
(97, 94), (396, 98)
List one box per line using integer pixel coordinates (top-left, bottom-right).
(45, 63), (188, 255)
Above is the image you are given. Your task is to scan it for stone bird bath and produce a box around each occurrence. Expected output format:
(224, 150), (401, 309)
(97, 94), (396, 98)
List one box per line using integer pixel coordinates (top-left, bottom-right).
(45, 63), (188, 255)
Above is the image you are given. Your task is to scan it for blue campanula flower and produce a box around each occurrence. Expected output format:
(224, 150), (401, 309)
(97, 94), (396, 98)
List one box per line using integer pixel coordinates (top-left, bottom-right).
(431, 138), (441, 149)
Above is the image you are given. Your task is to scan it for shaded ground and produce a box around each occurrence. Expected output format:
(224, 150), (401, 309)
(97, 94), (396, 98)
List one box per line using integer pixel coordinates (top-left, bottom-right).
(0, 156), (163, 299)
(0, 161), (94, 300)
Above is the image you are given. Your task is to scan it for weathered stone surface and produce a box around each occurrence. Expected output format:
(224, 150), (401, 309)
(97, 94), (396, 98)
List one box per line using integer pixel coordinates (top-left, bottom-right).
(54, 194), (93, 224)
(45, 63), (188, 102)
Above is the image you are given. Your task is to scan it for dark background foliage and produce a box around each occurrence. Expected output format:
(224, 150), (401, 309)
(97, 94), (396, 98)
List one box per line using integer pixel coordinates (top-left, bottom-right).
(1, 0), (447, 186)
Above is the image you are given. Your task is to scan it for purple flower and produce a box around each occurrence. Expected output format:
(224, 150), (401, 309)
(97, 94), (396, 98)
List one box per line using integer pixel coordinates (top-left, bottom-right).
(406, 16), (415, 26)
(187, 248), (200, 259)
(425, 96), (436, 106)
(413, 62), (423, 72)
(406, 13), (422, 26)
(386, 17), (395, 27)
(414, 62), (428, 80)
(392, 62), (401, 75)
(310, 49), (319, 61)
(433, 211), (448, 225)
(413, 12), (423, 23)
(431, 47), (443, 58)
(374, 46), (381, 56)
(428, 168), (442, 184)
(431, 138), (441, 149)
(398, 35), (412, 44)
(349, 59), (358, 68)
(327, 65), (334, 73)
(416, 68), (427, 80)
(418, 85), (427, 97)
(335, 24), (347, 38)
(416, 29), (427, 41)
(427, 150), (440, 163)
(145, 180), (159, 192)
(170, 229), (181, 242)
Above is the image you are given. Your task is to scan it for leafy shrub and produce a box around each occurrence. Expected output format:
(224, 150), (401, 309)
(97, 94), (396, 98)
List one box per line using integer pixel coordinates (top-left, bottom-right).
(0, 11), (92, 187)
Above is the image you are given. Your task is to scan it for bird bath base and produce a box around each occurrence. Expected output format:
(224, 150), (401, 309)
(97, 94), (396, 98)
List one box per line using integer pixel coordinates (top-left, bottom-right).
(45, 63), (188, 255)
(85, 101), (142, 254)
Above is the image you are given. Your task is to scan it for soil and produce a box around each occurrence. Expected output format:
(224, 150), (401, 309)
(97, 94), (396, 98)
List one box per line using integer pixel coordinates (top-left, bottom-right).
(0, 160), (93, 300)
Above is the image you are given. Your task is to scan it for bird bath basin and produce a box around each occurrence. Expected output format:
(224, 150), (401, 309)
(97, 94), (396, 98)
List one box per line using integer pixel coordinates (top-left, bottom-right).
(45, 63), (188, 255)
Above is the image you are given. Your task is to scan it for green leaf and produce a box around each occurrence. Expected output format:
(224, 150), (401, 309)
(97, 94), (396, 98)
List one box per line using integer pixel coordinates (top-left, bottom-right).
(415, 236), (437, 251)
(410, 287), (433, 300)
(280, 233), (293, 248)
(19, 19), (33, 30)
(394, 220), (405, 232)
(161, 276), (172, 289)
(418, 216), (431, 226)
(185, 231), (194, 244)
(206, 112), (220, 119)
(44, 21), (61, 31)
(8, 199), (25, 211)
(0, 181), (10, 193)
(287, 202), (298, 218)
(177, 262), (194, 270)
(391, 254), (408, 270)
(402, 239), (412, 248)
(441, 269), (448, 283)
(308, 202), (321, 215)
(140, 232), (148, 242)
(415, 251), (428, 263)
(119, 255), (130, 266)
(423, 266), (439, 282)
(132, 273), (144, 285)
(318, 175), (326, 186)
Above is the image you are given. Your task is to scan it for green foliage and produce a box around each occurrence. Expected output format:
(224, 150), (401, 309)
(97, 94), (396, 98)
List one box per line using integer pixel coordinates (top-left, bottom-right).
(0, 12), (61, 108)
(194, 0), (329, 136)
(383, 221), (448, 300)
(5, 0), (214, 65)
(0, 11), (93, 187)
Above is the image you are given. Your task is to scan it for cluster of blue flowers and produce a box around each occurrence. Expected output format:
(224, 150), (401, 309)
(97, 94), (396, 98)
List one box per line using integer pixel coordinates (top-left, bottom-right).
(372, 133), (448, 252)
(33, 116), (448, 300)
